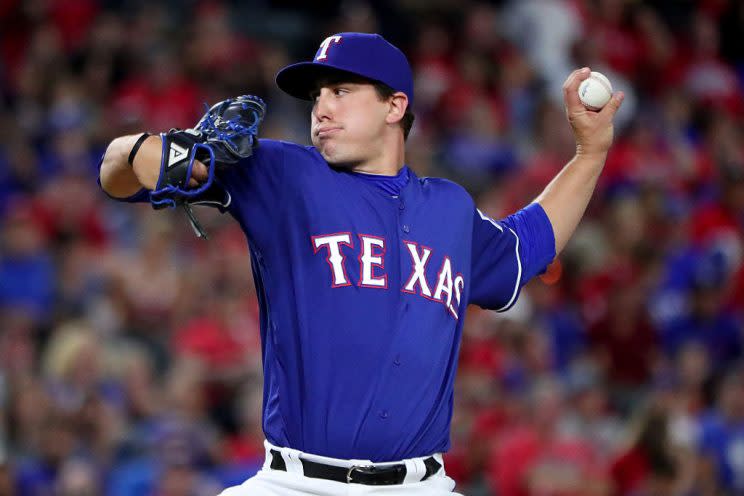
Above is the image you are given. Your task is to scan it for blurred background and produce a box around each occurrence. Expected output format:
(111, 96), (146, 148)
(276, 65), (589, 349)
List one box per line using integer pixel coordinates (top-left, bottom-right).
(0, 0), (743, 495)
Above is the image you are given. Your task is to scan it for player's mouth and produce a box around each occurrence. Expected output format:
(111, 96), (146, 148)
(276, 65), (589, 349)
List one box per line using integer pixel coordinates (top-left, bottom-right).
(316, 126), (342, 138)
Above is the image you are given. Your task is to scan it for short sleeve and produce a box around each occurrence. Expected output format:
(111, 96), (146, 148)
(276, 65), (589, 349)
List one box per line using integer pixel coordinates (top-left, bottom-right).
(215, 139), (287, 242)
(470, 202), (555, 311)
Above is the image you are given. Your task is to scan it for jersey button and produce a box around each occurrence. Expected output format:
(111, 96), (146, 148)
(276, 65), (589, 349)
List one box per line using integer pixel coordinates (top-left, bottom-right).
(399, 201), (405, 210)
(402, 224), (410, 233)
(379, 410), (389, 419)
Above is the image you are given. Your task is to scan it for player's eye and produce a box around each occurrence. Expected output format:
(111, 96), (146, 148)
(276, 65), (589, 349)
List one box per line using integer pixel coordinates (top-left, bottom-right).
(333, 87), (348, 96)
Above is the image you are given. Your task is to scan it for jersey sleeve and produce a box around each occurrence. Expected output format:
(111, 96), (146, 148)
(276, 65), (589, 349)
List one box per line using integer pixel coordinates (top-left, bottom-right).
(214, 138), (288, 241)
(470, 202), (556, 311)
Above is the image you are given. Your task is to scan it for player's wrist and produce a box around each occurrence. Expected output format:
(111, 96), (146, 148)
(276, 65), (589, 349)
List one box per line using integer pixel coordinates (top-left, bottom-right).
(574, 144), (608, 162)
(130, 134), (163, 190)
(128, 132), (151, 166)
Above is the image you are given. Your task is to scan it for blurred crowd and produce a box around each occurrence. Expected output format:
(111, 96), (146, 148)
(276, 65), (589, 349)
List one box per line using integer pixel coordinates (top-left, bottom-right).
(0, 0), (743, 495)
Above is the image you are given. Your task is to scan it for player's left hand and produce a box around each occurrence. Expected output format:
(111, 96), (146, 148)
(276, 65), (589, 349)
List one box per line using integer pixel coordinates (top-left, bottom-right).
(563, 67), (624, 158)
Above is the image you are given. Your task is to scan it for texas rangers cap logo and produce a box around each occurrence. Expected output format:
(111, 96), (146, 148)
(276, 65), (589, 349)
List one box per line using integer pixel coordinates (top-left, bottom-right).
(315, 35), (342, 61)
(275, 32), (415, 107)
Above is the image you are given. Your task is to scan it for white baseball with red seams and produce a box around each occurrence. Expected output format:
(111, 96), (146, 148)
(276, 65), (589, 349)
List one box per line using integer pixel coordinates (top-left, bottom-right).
(578, 71), (613, 110)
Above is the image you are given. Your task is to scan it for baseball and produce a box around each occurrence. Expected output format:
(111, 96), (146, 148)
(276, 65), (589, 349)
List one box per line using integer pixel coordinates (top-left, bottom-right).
(578, 71), (613, 110)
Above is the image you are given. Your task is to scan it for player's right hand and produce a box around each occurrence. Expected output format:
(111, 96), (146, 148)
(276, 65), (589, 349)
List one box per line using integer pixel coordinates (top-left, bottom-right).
(563, 67), (624, 158)
(187, 160), (209, 188)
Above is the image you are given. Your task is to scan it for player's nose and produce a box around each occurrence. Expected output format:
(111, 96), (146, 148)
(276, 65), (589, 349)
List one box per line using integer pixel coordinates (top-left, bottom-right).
(312, 88), (333, 121)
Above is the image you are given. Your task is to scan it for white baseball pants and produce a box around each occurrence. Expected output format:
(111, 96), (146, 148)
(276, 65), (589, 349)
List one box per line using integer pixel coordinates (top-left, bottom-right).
(217, 441), (463, 496)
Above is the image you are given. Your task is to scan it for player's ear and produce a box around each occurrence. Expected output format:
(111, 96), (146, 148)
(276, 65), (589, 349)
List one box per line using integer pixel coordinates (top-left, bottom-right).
(385, 92), (408, 125)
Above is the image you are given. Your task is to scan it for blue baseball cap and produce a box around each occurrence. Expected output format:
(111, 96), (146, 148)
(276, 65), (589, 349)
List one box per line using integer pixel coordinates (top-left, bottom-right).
(276, 32), (414, 107)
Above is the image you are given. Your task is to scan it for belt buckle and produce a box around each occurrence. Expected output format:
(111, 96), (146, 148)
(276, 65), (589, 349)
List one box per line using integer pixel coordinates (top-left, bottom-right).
(346, 464), (374, 484)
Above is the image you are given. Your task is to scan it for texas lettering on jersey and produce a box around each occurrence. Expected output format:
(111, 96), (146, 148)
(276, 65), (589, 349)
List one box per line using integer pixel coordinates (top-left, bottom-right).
(311, 233), (465, 319)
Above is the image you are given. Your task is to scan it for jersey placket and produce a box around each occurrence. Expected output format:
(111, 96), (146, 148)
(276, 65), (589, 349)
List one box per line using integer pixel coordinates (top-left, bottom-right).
(389, 192), (409, 421)
(371, 188), (409, 425)
(396, 194), (410, 316)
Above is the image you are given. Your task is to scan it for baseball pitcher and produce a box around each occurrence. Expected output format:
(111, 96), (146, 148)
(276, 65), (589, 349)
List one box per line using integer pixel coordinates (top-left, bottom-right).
(98, 32), (623, 495)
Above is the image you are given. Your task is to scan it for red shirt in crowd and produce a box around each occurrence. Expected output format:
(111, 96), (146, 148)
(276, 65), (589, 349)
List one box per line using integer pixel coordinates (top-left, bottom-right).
(488, 425), (608, 496)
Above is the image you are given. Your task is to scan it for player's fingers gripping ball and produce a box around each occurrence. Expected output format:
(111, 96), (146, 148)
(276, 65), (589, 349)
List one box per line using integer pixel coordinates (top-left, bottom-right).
(578, 71), (613, 111)
(150, 95), (267, 209)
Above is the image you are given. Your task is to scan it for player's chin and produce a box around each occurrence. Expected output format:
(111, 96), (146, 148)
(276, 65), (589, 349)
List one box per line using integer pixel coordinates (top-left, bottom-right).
(317, 143), (345, 165)
(323, 153), (359, 169)
(316, 141), (361, 168)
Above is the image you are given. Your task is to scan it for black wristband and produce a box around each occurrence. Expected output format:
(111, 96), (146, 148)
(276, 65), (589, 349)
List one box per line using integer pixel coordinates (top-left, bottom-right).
(127, 132), (151, 167)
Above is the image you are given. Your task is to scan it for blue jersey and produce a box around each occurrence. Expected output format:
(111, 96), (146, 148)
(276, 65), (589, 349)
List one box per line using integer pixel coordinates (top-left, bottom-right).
(100, 138), (555, 462)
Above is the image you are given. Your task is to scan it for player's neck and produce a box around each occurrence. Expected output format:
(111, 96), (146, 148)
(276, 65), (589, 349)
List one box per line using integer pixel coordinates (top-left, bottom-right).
(350, 162), (403, 176)
(350, 134), (405, 176)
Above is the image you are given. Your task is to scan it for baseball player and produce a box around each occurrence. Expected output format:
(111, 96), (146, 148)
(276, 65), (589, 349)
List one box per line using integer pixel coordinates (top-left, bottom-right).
(98, 33), (623, 495)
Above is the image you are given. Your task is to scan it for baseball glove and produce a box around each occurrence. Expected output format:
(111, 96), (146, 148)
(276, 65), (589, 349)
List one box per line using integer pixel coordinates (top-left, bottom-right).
(148, 95), (266, 238)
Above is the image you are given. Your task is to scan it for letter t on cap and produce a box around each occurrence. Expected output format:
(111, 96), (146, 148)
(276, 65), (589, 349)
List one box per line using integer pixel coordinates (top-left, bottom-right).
(316, 35), (342, 61)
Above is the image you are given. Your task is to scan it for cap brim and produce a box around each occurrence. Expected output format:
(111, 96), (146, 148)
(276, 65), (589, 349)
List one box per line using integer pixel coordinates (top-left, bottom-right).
(275, 62), (377, 101)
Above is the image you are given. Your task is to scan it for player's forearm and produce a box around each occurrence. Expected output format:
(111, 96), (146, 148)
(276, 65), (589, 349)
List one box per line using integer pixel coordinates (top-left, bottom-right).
(534, 150), (607, 255)
(99, 134), (162, 197)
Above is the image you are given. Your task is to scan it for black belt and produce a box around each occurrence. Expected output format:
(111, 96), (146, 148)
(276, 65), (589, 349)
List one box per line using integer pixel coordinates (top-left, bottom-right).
(269, 449), (442, 485)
